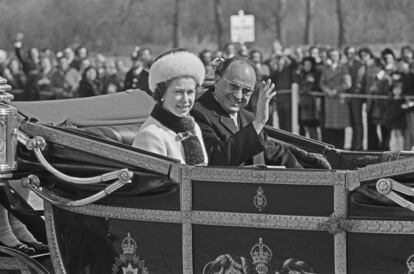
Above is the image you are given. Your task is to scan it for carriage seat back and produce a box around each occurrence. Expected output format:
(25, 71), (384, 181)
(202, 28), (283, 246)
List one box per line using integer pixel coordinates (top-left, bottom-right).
(81, 123), (143, 146)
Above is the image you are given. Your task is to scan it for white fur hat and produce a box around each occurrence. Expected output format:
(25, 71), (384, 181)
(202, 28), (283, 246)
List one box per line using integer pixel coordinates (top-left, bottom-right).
(148, 49), (205, 93)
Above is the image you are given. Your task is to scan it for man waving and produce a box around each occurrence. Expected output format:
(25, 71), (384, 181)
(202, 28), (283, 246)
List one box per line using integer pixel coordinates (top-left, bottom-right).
(192, 57), (304, 168)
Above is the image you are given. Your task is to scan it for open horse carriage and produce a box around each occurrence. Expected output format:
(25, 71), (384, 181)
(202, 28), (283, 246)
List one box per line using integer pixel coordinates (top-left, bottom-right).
(1, 77), (414, 274)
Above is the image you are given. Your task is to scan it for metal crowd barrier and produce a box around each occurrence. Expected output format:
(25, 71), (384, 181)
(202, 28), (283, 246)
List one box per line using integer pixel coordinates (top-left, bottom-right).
(276, 85), (414, 135)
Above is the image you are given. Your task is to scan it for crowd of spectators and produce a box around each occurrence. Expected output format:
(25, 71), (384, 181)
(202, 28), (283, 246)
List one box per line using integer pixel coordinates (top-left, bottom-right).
(0, 35), (414, 152)
(212, 41), (414, 152)
(0, 36), (154, 101)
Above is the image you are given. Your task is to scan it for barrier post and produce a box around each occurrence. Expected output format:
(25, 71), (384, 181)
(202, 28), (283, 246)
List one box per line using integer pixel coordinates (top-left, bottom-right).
(291, 83), (299, 135)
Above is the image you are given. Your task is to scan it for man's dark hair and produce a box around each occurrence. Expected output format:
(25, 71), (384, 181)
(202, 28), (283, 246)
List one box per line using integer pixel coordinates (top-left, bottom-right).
(138, 47), (152, 58)
(400, 45), (413, 60)
(358, 47), (374, 59)
(249, 49), (263, 61)
(223, 42), (234, 51)
(309, 46), (319, 53)
(343, 46), (355, 55)
(75, 45), (88, 56)
(199, 49), (211, 56)
(381, 48), (395, 60)
(199, 49), (212, 65)
(301, 56), (317, 73)
(327, 48), (342, 61)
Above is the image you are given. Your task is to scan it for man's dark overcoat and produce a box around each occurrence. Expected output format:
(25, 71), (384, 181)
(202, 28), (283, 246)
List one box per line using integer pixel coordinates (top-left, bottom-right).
(191, 88), (302, 168)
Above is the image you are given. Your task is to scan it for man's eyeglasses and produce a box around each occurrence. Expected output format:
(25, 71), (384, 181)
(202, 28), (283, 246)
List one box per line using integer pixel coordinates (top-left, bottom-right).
(221, 77), (254, 97)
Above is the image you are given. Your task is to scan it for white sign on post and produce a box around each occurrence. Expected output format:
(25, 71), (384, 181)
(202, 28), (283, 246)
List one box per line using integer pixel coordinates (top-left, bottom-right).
(230, 10), (255, 43)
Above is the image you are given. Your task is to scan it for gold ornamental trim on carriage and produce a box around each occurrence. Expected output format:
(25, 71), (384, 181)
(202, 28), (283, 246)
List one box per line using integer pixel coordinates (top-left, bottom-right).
(19, 122), (179, 180)
(47, 188), (329, 231)
(0, 257), (31, 272)
(46, 190), (414, 235)
(44, 190), (331, 232)
(44, 202), (67, 274)
(348, 220), (414, 234)
(189, 166), (346, 186)
(191, 211), (329, 231)
(358, 156), (414, 182)
(44, 190), (182, 223)
(58, 201), (329, 231)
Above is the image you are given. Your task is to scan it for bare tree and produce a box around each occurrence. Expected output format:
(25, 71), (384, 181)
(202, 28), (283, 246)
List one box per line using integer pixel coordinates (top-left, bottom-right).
(304, 0), (315, 44)
(336, 0), (346, 47)
(214, 0), (225, 49)
(275, 0), (287, 45)
(173, 0), (181, 48)
(3, 0), (414, 55)
(119, 0), (138, 27)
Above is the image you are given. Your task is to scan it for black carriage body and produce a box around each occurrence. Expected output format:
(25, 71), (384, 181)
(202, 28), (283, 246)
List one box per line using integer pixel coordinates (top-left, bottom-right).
(3, 91), (414, 273)
(45, 165), (338, 274)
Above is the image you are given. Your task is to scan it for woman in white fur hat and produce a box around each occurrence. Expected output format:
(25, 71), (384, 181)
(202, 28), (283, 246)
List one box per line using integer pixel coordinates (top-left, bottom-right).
(132, 49), (208, 165)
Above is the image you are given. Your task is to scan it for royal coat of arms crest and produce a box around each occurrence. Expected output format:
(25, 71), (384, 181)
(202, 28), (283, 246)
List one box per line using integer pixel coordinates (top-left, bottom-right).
(112, 233), (149, 274)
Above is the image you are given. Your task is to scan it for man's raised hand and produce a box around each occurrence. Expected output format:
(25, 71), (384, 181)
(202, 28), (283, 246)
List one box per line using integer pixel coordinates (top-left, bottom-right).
(252, 79), (276, 134)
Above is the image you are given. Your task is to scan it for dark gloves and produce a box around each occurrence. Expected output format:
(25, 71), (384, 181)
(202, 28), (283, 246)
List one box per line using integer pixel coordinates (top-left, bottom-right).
(286, 144), (332, 169)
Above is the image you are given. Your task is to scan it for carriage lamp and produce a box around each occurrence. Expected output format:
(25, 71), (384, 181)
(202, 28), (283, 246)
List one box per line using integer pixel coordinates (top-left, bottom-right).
(0, 77), (18, 177)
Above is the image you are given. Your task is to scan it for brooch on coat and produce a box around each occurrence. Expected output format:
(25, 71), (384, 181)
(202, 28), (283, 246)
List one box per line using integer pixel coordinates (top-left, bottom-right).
(175, 130), (196, 141)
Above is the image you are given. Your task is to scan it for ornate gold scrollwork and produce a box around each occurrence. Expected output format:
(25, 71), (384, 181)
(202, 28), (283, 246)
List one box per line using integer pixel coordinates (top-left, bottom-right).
(376, 178), (414, 212)
(376, 178), (392, 195)
(22, 173), (132, 207)
(317, 214), (352, 235)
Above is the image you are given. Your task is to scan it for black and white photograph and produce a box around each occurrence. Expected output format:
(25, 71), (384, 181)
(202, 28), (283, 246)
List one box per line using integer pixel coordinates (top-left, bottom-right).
(0, 0), (414, 273)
